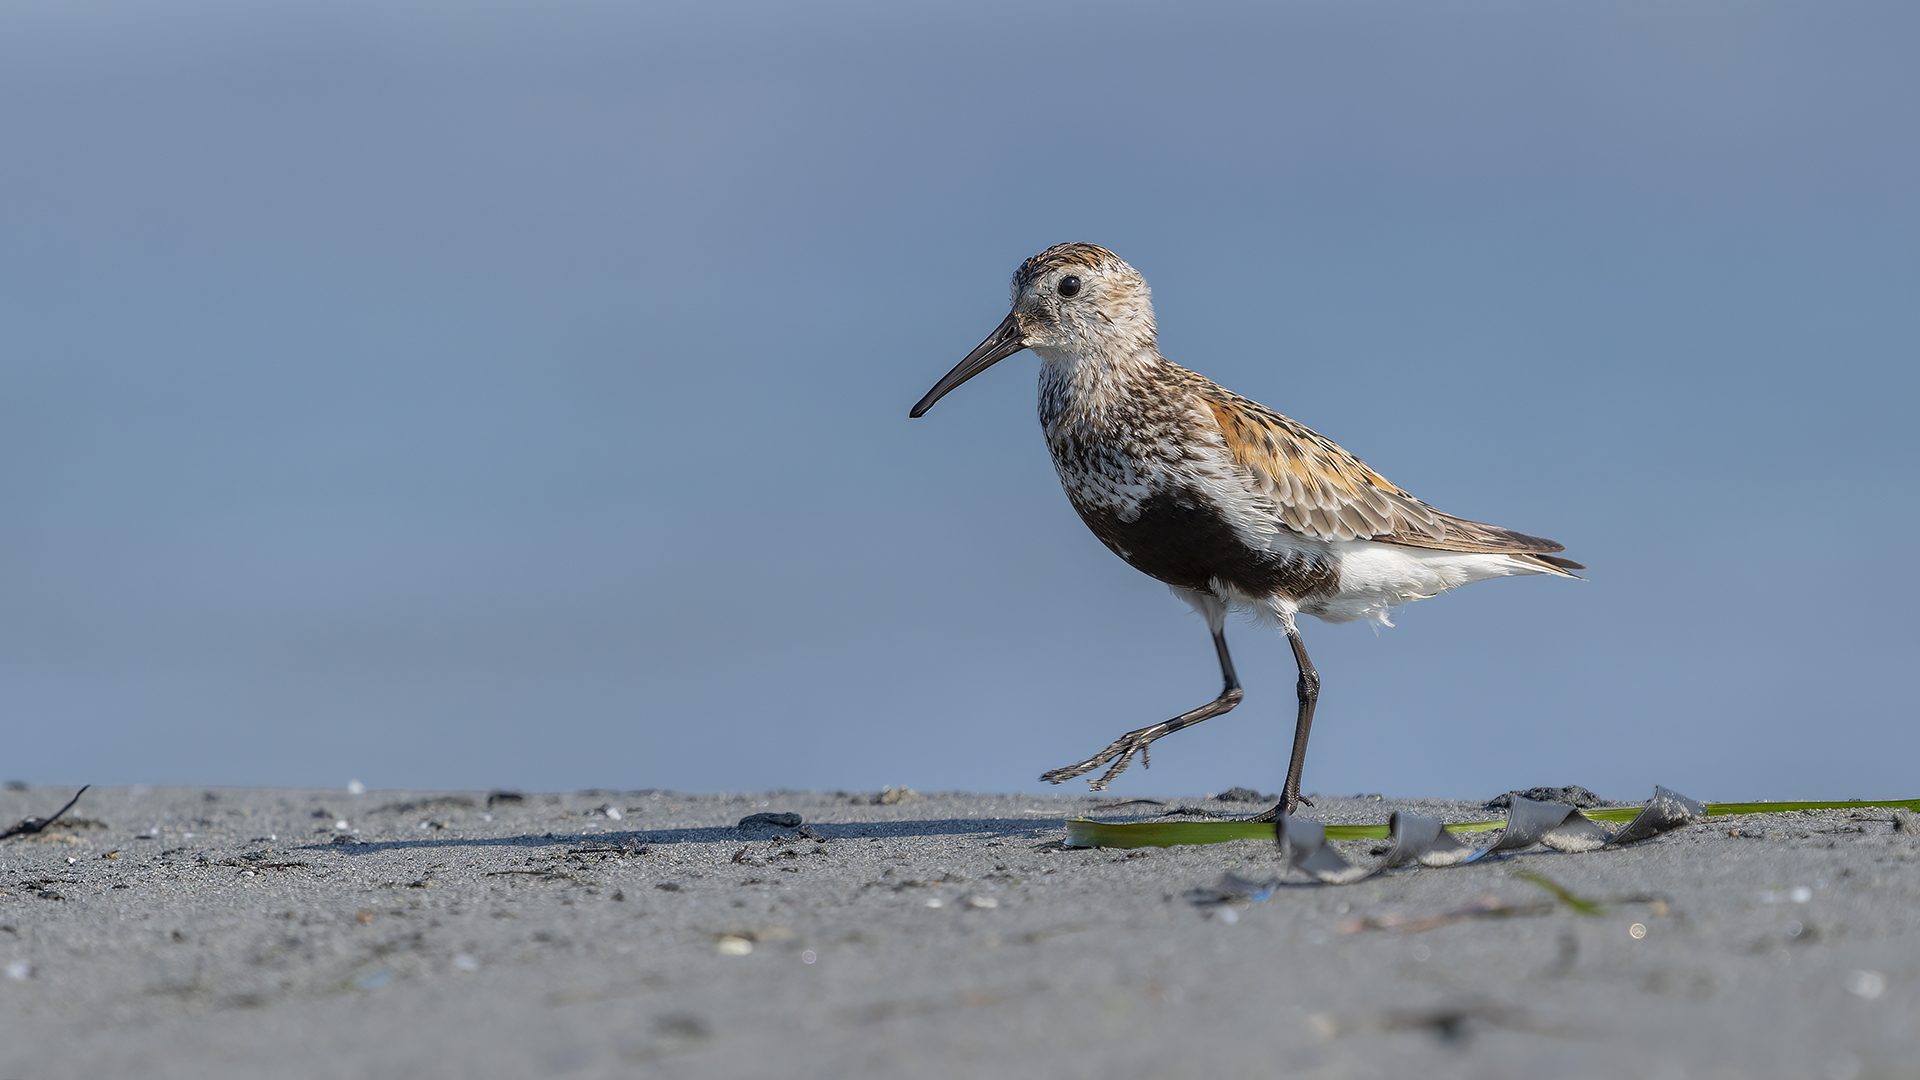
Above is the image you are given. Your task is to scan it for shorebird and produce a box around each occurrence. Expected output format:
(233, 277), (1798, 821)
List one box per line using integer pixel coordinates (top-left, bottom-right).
(910, 243), (1582, 819)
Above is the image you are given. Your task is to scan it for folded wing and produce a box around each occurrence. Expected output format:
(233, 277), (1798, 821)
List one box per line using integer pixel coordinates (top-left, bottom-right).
(1195, 381), (1583, 572)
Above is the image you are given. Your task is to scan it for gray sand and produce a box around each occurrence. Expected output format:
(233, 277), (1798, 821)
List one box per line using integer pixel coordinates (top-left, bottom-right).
(1, 784), (1914, 1079)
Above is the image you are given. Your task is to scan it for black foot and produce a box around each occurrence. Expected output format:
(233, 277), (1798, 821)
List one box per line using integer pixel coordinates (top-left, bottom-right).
(1243, 794), (1313, 823)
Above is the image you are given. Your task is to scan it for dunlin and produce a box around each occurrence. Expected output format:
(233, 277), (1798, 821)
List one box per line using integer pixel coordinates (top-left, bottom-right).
(911, 243), (1582, 818)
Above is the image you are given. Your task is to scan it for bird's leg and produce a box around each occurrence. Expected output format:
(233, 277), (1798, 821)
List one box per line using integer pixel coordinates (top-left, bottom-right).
(1040, 627), (1243, 790)
(1247, 620), (1319, 822)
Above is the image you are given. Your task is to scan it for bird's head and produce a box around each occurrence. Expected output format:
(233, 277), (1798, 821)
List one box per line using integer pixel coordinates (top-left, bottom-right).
(910, 243), (1157, 418)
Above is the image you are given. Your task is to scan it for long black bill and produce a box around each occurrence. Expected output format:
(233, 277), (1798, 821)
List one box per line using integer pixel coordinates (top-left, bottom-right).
(909, 311), (1029, 418)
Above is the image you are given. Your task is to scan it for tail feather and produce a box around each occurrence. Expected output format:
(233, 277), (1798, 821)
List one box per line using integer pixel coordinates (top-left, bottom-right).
(1516, 552), (1586, 578)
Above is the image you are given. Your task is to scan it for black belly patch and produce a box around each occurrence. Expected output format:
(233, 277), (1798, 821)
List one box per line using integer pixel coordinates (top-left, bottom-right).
(1073, 489), (1338, 601)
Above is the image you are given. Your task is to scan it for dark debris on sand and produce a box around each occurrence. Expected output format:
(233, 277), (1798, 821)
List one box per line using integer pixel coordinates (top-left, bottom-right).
(1485, 785), (1606, 811)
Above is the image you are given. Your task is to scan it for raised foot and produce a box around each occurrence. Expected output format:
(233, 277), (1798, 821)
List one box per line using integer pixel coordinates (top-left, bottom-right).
(1038, 727), (1162, 791)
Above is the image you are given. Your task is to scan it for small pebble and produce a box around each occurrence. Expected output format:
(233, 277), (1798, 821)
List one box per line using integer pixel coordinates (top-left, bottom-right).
(1846, 970), (1887, 1000)
(354, 969), (393, 990)
(738, 812), (802, 830)
(1214, 787), (1274, 803)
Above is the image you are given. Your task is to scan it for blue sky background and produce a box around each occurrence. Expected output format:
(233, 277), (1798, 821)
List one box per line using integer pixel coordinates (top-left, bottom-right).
(3, 1), (1915, 802)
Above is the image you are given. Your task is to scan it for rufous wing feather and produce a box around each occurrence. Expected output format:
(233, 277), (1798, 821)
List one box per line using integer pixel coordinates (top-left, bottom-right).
(1197, 384), (1583, 570)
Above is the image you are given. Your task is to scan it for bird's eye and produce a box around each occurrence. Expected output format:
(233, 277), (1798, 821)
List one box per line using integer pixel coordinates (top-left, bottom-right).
(1057, 275), (1082, 298)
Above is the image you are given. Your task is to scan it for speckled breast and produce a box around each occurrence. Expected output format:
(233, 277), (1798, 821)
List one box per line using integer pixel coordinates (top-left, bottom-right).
(1046, 433), (1337, 602)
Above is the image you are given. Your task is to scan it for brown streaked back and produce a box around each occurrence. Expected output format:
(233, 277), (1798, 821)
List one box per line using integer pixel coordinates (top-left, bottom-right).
(1191, 372), (1582, 569)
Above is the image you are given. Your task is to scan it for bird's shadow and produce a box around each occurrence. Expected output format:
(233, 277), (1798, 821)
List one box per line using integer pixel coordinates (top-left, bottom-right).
(292, 815), (1072, 856)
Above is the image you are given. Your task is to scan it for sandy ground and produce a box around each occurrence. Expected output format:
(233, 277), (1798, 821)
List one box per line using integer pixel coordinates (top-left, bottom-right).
(0, 783), (1914, 1080)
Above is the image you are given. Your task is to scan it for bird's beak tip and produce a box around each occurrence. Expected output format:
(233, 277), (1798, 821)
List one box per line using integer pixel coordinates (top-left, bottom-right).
(910, 312), (1029, 419)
